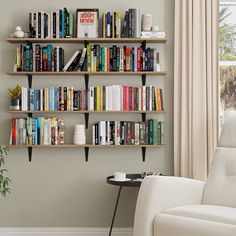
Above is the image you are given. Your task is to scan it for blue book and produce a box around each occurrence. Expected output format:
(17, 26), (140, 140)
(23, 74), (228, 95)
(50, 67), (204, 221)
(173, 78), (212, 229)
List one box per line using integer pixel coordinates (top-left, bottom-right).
(54, 87), (58, 111)
(34, 89), (37, 111)
(49, 87), (53, 111)
(25, 44), (31, 71)
(47, 45), (53, 71)
(153, 48), (157, 71)
(37, 117), (41, 145)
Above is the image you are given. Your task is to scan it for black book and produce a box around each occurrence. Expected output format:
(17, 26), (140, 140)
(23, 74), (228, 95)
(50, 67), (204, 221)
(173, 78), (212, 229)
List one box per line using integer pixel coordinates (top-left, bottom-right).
(53, 12), (56, 38)
(38, 12), (41, 38)
(44, 13), (47, 38)
(67, 51), (82, 71)
(121, 11), (129, 38)
(128, 10), (132, 38)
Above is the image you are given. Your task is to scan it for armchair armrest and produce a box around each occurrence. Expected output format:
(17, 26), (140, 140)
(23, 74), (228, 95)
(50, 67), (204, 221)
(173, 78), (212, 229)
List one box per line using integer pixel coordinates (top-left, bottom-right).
(133, 176), (205, 236)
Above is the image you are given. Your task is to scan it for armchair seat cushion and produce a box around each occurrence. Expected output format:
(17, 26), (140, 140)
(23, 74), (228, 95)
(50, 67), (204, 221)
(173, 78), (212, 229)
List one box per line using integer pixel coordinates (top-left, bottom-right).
(161, 205), (236, 225)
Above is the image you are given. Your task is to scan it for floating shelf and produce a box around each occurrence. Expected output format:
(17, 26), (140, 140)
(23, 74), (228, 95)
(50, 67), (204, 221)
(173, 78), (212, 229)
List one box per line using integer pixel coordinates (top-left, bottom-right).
(9, 110), (165, 114)
(7, 71), (167, 76)
(7, 37), (167, 44)
(8, 144), (165, 162)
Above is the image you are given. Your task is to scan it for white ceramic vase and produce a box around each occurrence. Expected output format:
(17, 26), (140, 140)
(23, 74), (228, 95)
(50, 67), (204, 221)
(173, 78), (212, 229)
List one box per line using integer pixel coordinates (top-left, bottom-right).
(13, 26), (24, 38)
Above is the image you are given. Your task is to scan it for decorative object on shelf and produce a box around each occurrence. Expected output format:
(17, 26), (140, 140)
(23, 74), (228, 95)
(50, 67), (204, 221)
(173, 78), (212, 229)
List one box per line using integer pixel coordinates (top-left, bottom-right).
(76, 9), (99, 38)
(152, 26), (160, 32)
(141, 31), (166, 39)
(12, 26), (25, 38)
(142, 14), (152, 31)
(73, 124), (86, 145)
(8, 84), (21, 111)
(0, 145), (11, 197)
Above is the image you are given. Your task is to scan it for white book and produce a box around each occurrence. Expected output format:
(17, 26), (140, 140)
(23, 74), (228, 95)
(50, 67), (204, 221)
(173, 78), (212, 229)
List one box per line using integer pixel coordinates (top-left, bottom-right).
(40, 89), (43, 111)
(90, 87), (94, 111)
(135, 123), (140, 145)
(76, 9), (99, 38)
(36, 13), (38, 38)
(44, 119), (48, 145)
(63, 50), (80, 72)
(142, 86), (146, 111)
(116, 122), (120, 145)
(112, 85), (116, 111)
(71, 87), (74, 111)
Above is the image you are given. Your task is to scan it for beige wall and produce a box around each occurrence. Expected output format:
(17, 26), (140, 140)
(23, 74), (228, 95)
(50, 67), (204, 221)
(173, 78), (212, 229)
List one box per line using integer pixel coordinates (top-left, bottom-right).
(0, 0), (174, 227)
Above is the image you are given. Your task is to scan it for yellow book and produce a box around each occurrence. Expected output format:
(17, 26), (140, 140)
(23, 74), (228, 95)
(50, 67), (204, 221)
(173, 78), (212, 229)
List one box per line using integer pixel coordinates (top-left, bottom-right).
(154, 88), (159, 111)
(102, 13), (106, 38)
(138, 87), (142, 111)
(117, 11), (121, 38)
(100, 86), (103, 111)
(97, 86), (101, 111)
(16, 47), (21, 71)
(112, 11), (115, 38)
(40, 117), (45, 144)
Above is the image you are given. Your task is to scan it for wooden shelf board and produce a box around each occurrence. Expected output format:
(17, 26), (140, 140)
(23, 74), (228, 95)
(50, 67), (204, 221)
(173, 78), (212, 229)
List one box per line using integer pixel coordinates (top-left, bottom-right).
(9, 110), (165, 114)
(7, 37), (167, 44)
(7, 71), (167, 76)
(8, 144), (165, 148)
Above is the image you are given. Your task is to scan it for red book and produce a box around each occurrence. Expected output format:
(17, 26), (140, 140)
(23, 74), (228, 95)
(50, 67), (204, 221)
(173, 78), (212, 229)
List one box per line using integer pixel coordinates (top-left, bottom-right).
(126, 86), (130, 111)
(157, 89), (162, 111)
(82, 89), (85, 111)
(131, 87), (135, 111)
(123, 86), (126, 111)
(11, 118), (16, 145)
(137, 48), (141, 71)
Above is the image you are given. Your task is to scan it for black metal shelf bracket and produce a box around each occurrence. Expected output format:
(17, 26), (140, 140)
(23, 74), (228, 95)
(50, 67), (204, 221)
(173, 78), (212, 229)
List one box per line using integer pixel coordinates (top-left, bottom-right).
(141, 40), (147, 50)
(84, 74), (90, 129)
(28, 74), (32, 88)
(28, 147), (32, 162)
(142, 73), (146, 86)
(84, 113), (89, 129)
(142, 147), (146, 162)
(84, 147), (89, 162)
(141, 113), (146, 122)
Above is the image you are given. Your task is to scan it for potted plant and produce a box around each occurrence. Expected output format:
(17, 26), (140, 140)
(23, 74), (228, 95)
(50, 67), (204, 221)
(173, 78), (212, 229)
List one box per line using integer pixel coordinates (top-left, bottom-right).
(8, 84), (21, 111)
(0, 145), (11, 197)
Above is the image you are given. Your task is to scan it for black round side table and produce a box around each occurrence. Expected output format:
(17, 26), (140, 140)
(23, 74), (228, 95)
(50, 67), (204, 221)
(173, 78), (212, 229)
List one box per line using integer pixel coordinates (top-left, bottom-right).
(106, 174), (143, 236)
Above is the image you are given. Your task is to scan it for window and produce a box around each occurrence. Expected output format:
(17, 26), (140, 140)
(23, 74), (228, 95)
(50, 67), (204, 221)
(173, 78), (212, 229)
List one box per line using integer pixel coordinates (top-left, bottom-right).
(219, 0), (236, 124)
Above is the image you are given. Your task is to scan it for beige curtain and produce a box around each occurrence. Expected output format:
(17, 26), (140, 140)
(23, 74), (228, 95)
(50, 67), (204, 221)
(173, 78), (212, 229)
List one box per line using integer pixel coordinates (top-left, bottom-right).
(174, 0), (219, 180)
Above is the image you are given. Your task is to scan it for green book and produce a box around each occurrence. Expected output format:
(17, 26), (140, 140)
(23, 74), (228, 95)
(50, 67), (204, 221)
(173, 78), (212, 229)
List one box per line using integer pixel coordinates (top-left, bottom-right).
(160, 121), (165, 145)
(148, 120), (153, 144)
(87, 45), (91, 72)
(157, 121), (161, 144)
(152, 119), (158, 144)
(102, 48), (105, 72)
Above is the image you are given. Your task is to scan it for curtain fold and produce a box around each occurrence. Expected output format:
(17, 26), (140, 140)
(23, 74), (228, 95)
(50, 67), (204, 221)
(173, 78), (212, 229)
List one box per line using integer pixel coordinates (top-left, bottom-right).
(174, 0), (218, 180)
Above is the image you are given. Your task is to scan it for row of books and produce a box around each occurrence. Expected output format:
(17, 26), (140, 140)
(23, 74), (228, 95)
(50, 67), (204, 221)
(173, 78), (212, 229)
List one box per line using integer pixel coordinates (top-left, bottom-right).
(29, 9), (74, 39)
(18, 85), (164, 111)
(92, 120), (164, 145)
(27, 8), (144, 39)
(15, 44), (64, 72)
(88, 85), (164, 111)
(86, 45), (161, 72)
(10, 117), (65, 145)
(20, 87), (88, 111)
(19, 85), (164, 112)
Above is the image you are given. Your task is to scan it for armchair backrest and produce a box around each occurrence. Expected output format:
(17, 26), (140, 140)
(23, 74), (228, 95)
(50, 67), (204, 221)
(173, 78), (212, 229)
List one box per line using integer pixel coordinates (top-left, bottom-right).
(202, 111), (236, 207)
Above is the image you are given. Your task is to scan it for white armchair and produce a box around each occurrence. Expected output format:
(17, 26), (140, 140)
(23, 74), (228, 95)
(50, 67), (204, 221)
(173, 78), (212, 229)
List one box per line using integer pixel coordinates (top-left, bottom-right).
(133, 112), (236, 236)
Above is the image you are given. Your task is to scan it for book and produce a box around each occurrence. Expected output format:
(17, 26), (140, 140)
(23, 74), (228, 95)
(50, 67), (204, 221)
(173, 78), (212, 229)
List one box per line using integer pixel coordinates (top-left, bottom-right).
(76, 9), (99, 38)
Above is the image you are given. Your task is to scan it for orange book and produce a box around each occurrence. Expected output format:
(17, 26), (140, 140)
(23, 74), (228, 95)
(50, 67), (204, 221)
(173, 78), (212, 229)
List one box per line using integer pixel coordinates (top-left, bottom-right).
(157, 89), (162, 111)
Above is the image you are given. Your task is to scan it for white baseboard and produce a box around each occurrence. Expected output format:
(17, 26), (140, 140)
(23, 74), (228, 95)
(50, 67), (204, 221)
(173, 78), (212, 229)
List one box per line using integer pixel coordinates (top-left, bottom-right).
(0, 228), (133, 236)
